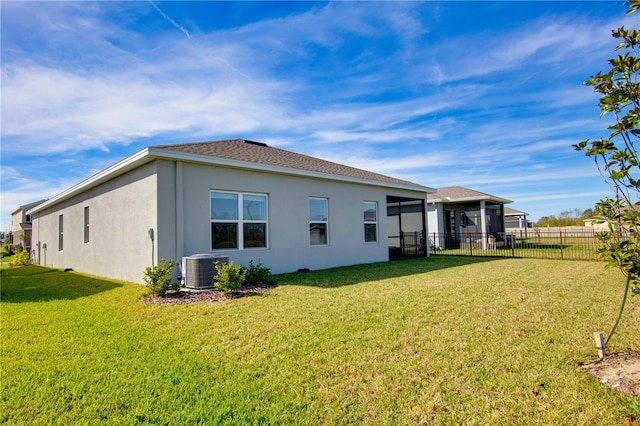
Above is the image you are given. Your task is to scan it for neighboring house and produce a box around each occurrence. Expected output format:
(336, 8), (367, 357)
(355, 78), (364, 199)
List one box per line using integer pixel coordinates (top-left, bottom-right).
(30, 139), (434, 284)
(504, 207), (529, 237)
(426, 186), (512, 249)
(10, 199), (47, 253)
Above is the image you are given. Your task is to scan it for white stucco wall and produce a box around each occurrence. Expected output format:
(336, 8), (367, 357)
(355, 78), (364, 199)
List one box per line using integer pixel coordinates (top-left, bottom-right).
(426, 203), (444, 236)
(31, 162), (159, 283)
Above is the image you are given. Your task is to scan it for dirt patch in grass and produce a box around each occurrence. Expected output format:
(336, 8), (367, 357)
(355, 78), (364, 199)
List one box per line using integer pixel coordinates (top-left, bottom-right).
(582, 351), (640, 398)
(141, 283), (274, 305)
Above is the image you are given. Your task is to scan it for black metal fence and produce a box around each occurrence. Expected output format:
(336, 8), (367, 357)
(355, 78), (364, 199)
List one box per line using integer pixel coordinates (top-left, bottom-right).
(389, 231), (427, 258)
(428, 230), (603, 261)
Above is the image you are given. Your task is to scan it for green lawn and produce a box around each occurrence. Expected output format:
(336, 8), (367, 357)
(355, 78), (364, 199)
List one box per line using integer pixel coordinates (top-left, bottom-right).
(1, 258), (638, 425)
(433, 236), (602, 260)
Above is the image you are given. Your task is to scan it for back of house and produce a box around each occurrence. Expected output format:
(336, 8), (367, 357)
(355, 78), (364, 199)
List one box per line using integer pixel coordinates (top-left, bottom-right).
(30, 139), (434, 283)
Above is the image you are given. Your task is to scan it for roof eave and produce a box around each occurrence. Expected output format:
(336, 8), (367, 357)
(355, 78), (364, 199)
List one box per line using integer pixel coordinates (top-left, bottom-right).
(429, 196), (513, 204)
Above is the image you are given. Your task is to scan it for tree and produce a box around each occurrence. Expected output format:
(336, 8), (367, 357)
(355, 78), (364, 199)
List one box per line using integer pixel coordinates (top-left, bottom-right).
(574, 0), (640, 350)
(534, 208), (591, 227)
(581, 208), (595, 219)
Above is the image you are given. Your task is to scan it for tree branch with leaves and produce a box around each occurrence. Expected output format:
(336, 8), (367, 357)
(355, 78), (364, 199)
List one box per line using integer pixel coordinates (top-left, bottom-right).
(574, 0), (639, 350)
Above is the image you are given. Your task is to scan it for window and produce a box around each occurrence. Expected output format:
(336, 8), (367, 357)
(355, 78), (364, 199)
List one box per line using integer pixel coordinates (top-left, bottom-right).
(58, 214), (64, 251)
(211, 191), (267, 250)
(309, 198), (328, 245)
(364, 201), (377, 242)
(84, 207), (90, 243)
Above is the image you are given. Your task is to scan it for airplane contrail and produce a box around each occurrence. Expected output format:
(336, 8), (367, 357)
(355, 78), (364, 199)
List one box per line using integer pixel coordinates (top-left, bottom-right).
(148, 1), (191, 38)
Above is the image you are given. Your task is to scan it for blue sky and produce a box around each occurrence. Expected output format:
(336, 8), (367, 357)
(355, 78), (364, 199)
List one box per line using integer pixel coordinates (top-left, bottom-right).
(1, 1), (636, 230)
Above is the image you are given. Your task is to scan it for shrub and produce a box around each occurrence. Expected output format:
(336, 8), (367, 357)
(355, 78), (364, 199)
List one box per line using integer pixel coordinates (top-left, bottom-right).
(9, 249), (31, 267)
(214, 261), (246, 294)
(244, 260), (275, 285)
(1, 244), (13, 256)
(143, 259), (178, 296)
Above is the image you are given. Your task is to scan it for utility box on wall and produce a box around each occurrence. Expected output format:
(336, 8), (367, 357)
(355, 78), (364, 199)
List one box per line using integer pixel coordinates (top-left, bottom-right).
(181, 254), (228, 290)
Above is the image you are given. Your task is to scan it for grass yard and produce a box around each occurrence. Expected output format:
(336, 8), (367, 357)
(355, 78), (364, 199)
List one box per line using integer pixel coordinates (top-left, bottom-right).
(434, 236), (601, 260)
(1, 257), (639, 425)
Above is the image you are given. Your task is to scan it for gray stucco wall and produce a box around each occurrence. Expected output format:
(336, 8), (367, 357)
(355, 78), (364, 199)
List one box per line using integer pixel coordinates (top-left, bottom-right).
(31, 162), (159, 283)
(171, 161), (413, 274)
(31, 158), (427, 284)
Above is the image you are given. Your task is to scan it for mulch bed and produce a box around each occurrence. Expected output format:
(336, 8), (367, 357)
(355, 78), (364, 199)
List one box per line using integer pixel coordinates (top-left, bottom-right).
(140, 283), (274, 305)
(581, 351), (640, 398)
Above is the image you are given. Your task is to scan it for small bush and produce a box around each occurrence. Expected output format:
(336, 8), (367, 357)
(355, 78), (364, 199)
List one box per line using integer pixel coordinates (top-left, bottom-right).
(9, 249), (31, 267)
(143, 259), (178, 296)
(214, 261), (246, 294)
(1, 244), (13, 256)
(244, 260), (275, 285)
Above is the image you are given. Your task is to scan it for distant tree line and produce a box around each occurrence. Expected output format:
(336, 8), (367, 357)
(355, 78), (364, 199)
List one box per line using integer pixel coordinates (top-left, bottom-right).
(534, 208), (597, 227)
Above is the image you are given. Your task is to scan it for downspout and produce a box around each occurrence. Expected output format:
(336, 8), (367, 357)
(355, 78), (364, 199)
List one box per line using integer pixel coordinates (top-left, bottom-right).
(398, 201), (403, 254)
(480, 200), (487, 250)
(422, 198), (429, 257)
(175, 161), (184, 262)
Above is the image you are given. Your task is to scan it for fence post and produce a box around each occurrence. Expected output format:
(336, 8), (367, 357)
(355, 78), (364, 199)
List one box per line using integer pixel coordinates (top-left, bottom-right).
(469, 234), (473, 256)
(559, 229), (564, 260)
(511, 234), (515, 258)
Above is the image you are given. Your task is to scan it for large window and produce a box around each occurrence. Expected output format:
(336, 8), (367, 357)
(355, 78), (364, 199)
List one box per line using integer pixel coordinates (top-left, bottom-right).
(84, 207), (90, 244)
(364, 201), (378, 242)
(309, 198), (328, 245)
(211, 191), (267, 250)
(58, 214), (64, 251)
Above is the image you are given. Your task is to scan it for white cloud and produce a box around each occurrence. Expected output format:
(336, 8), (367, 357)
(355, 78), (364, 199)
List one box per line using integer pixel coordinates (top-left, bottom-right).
(0, 1), (629, 229)
(1, 63), (294, 153)
(514, 190), (611, 203)
(0, 173), (81, 232)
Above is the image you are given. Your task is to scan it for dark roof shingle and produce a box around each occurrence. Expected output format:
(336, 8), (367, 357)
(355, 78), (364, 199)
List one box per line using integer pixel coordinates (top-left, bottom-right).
(153, 139), (431, 190)
(430, 186), (512, 203)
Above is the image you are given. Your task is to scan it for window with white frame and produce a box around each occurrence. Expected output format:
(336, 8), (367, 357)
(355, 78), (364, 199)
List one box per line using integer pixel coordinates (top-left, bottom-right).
(363, 201), (377, 242)
(84, 206), (90, 243)
(210, 191), (267, 250)
(58, 214), (64, 251)
(309, 197), (328, 245)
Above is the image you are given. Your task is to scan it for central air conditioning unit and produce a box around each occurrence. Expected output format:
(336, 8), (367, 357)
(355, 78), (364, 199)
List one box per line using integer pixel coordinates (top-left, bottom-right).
(181, 254), (229, 290)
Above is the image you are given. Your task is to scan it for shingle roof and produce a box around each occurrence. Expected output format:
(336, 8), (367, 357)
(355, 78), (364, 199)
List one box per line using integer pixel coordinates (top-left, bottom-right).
(30, 138), (433, 215)
(429, 186), (512, 204)
(152, 139), (432, 190)
(504, 207), (529, 216)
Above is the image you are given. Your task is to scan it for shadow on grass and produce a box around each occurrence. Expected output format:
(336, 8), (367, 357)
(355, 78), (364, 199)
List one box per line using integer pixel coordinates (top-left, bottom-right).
(275, 256), (506, 289)
(0, 265), (123, 303)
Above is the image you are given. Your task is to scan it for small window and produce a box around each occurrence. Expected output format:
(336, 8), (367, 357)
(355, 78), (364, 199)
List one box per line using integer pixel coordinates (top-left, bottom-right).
(58, 214), (64, 251)
(211, 191), (268, 250)
(364, 202), (377, 242)
(84, 207), (90, 243)
(309, 198), (328, 245)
